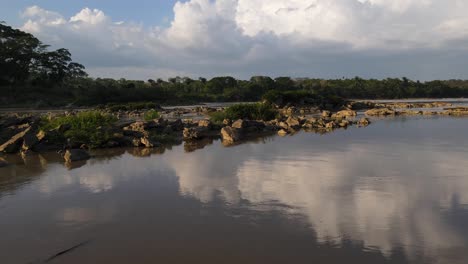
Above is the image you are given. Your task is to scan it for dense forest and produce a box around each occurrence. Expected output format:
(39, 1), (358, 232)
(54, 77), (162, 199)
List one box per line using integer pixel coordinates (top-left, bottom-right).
(1, 22), (467, 107)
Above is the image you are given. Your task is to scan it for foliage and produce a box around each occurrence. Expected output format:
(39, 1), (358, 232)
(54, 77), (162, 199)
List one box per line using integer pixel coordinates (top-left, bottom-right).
(210, 103), (278, 122)
(144, 110), (160, 121)
(2, 22), (468, 108)
(40, 111), (117, 148)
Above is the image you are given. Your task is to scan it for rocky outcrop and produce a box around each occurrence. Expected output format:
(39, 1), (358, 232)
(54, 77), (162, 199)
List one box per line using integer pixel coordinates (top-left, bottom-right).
(365, 108), (397, 116)
(444, 107), (468, 115)
(63, 149), (90, 162)
(376, 101), (452, 109)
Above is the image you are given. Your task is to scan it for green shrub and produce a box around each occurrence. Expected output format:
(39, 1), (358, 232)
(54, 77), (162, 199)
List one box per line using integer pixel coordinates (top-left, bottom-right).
(144, 110), (160, 121)
(210, 103), (277, 123)
(40, 111), (117, 148)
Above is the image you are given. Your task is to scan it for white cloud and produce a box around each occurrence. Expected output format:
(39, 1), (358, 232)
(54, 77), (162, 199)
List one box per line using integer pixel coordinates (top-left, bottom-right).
(18, 0), (468, 80)
(69, 8), (108, 25)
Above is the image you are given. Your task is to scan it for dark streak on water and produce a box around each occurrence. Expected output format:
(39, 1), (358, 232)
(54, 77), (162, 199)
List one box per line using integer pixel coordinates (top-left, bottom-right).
(0, 115), (468, 264)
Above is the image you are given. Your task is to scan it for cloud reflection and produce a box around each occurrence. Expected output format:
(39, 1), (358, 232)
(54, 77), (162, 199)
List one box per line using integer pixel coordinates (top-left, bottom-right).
(166, 134), (468, 261)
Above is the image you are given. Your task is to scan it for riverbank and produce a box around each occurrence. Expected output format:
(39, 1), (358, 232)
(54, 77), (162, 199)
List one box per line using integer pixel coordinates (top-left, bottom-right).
(1, 100), (467, 166)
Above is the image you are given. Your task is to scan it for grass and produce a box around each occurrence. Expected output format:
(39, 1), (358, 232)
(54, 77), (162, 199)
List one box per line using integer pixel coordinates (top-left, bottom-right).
(210, 103), (278, 123)
(144, 110), (160, 121)
(40, 111), (117, 148)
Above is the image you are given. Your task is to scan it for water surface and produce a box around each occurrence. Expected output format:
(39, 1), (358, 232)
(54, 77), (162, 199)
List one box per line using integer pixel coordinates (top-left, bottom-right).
(1, 115), (468, 264)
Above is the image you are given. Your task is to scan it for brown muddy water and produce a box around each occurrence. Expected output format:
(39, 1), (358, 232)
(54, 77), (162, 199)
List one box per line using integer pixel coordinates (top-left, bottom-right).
(1, 115), (468, 264)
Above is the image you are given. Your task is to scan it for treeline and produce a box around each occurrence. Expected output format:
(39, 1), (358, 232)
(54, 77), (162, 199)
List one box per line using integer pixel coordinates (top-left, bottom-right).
(1, 22), (467, 107)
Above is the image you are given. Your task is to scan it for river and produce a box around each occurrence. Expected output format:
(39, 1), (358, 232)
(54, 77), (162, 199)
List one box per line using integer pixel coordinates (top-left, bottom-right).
(1, 114), (468, 263)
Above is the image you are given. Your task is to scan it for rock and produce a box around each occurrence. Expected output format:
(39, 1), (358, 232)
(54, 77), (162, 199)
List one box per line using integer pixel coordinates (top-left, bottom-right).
(0, 127), (31, 153)
(348, 101), (375, 110)
(22, 129), (39, 151)
(336, 110), (357, 118)
(278, 129), (288, 136)
(444, 107), (468, 115)
(63, 149), (90, 162)
(232, 119), (247, 129)
(0, 157), (9, 168)
(400, 110), (422, 115)
(365, 108), (397, 116)
(221, 127), (243, 143)
(169, 119), (184, 131)
(222, 119), (232, 126)
(183, 127), (210, 140)
(140, 137), (159, 148)
(325, 122), (336, 129)
(278, 121), (289, 130)
(339, 120), (350, 128)
(285, 116), (301, 129)
(132, 138), (142, 147)
(322, 111), (331, 117)
(124, 121), (158, 134)
(198, 119), (212, 128)
(358, 117), (371, 126)
(36, 130), (47, 141)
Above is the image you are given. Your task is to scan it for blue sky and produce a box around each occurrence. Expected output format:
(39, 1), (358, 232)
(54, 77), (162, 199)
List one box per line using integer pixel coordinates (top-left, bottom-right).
(2, 0), (468, 80)
(1, 0), (180, 27)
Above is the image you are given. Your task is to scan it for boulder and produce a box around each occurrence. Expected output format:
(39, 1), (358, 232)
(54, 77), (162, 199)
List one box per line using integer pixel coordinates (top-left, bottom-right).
(232, 119), (247, 129)
(221, 127), (243, 143)
(0, 127), (31, 153)
(183, 127), (210, 140)
(198, 119), (212, 128)
(285, 116), (301, 129)
(358, 117), (371, 126)
(63, 149), (90, 162)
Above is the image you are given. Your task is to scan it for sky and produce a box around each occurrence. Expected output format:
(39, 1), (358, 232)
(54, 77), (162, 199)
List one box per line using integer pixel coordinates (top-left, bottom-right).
(2, 0), (468, 80)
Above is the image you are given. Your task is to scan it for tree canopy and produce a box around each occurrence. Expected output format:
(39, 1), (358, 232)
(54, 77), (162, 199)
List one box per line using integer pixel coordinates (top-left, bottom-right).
(1, 22), (467, 107)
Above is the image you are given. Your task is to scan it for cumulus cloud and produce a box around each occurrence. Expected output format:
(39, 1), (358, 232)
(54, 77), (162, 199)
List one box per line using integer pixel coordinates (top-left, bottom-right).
(18, 0), (468, 80)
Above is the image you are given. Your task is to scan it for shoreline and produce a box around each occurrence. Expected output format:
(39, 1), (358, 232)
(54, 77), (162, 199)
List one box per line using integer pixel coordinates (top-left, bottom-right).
(1, 101), (467, 167)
